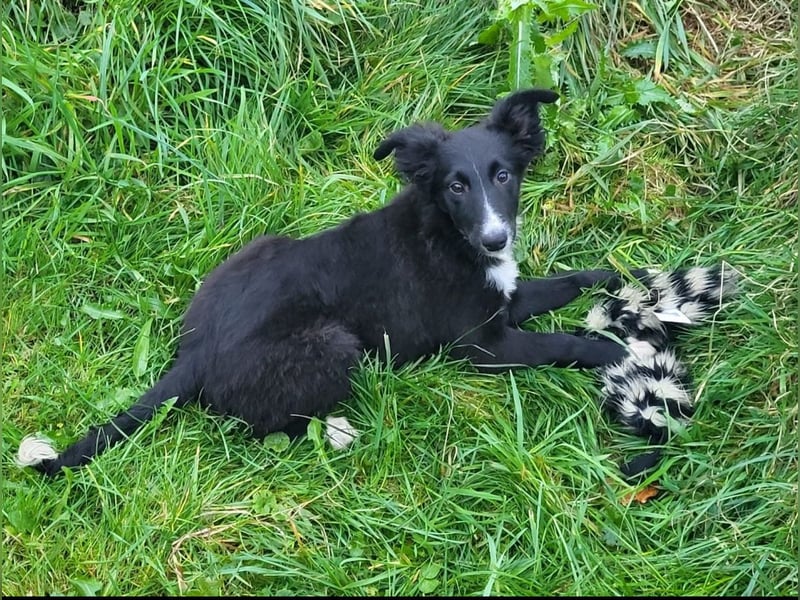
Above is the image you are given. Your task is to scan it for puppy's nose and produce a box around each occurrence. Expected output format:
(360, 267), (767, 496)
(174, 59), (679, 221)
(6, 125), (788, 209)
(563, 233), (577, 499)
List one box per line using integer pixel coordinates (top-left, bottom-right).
(481, 231), (508, 253)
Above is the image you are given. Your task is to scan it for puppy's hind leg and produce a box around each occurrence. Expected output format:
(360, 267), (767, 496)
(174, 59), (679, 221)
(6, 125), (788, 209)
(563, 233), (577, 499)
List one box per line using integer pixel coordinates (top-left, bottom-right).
(202, 320), (363, 449)
(280, 415), (359, 450)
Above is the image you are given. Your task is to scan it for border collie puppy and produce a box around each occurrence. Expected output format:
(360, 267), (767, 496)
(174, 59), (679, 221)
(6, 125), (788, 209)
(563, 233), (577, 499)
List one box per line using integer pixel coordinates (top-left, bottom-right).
(17, 89), (639, 477)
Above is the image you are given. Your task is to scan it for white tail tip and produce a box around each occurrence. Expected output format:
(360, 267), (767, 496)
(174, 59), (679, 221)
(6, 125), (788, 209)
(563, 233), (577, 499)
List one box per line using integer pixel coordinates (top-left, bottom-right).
(16, 434), (58, 467)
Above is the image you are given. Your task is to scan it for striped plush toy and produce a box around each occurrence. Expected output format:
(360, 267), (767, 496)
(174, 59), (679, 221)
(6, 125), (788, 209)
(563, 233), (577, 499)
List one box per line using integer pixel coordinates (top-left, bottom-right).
(583, 265), (739, 478)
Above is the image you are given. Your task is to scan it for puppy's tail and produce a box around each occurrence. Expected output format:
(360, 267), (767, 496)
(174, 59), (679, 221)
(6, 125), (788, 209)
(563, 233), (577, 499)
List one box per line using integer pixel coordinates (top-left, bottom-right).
(16, 362), (198, 477)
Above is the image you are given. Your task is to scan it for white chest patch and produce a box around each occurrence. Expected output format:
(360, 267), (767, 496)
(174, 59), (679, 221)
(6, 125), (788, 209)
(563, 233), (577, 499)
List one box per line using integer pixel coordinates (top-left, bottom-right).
(485, 249), (518, 298)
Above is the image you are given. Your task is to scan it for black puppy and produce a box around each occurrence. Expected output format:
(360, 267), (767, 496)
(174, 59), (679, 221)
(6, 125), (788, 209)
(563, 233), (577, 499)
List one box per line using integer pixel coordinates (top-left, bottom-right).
(17, 89), (638, 476)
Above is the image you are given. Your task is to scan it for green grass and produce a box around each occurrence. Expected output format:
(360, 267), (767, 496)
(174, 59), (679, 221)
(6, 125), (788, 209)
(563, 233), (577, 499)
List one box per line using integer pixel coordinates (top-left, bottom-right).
(2, 0), (797, 595)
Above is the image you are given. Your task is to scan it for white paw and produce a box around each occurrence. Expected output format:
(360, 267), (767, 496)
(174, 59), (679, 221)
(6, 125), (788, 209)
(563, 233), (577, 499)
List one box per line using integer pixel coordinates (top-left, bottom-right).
(325, 416), (359, 450)
(626, 339), (657, 360)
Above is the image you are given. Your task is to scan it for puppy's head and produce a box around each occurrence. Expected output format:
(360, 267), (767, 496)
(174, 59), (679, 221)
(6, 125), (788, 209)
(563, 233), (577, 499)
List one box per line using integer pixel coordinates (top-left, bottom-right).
(374, 89), (558, 257)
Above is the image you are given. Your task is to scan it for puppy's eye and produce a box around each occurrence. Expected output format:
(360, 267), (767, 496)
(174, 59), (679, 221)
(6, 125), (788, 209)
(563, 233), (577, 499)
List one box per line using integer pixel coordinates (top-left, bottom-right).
(496, 170), (510, 184)
(449, 182), (465, 194)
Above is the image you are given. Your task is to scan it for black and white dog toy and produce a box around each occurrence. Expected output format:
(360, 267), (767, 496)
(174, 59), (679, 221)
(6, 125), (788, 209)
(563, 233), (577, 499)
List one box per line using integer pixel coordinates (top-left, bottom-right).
(583, 264), (739, 478)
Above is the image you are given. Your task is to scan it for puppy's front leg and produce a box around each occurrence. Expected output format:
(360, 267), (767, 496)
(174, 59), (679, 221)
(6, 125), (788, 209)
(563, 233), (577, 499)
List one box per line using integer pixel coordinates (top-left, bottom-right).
(507, 270), (618, 324)
(454, 327), (628, 373)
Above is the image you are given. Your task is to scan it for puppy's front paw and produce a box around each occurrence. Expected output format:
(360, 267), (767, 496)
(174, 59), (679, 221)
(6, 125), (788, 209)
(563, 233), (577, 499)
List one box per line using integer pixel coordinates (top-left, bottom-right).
(603, 268), (653, 292)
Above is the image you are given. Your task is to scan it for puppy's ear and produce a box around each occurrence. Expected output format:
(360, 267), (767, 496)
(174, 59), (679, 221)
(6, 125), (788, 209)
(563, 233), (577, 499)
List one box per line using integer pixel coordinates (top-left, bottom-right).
(485, 89), (559, 166)
(373, 123), (447, 184)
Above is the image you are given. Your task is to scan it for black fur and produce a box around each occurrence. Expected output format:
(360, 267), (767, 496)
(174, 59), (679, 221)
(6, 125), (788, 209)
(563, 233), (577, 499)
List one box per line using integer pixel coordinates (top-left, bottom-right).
(19, 89), (638, 477)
